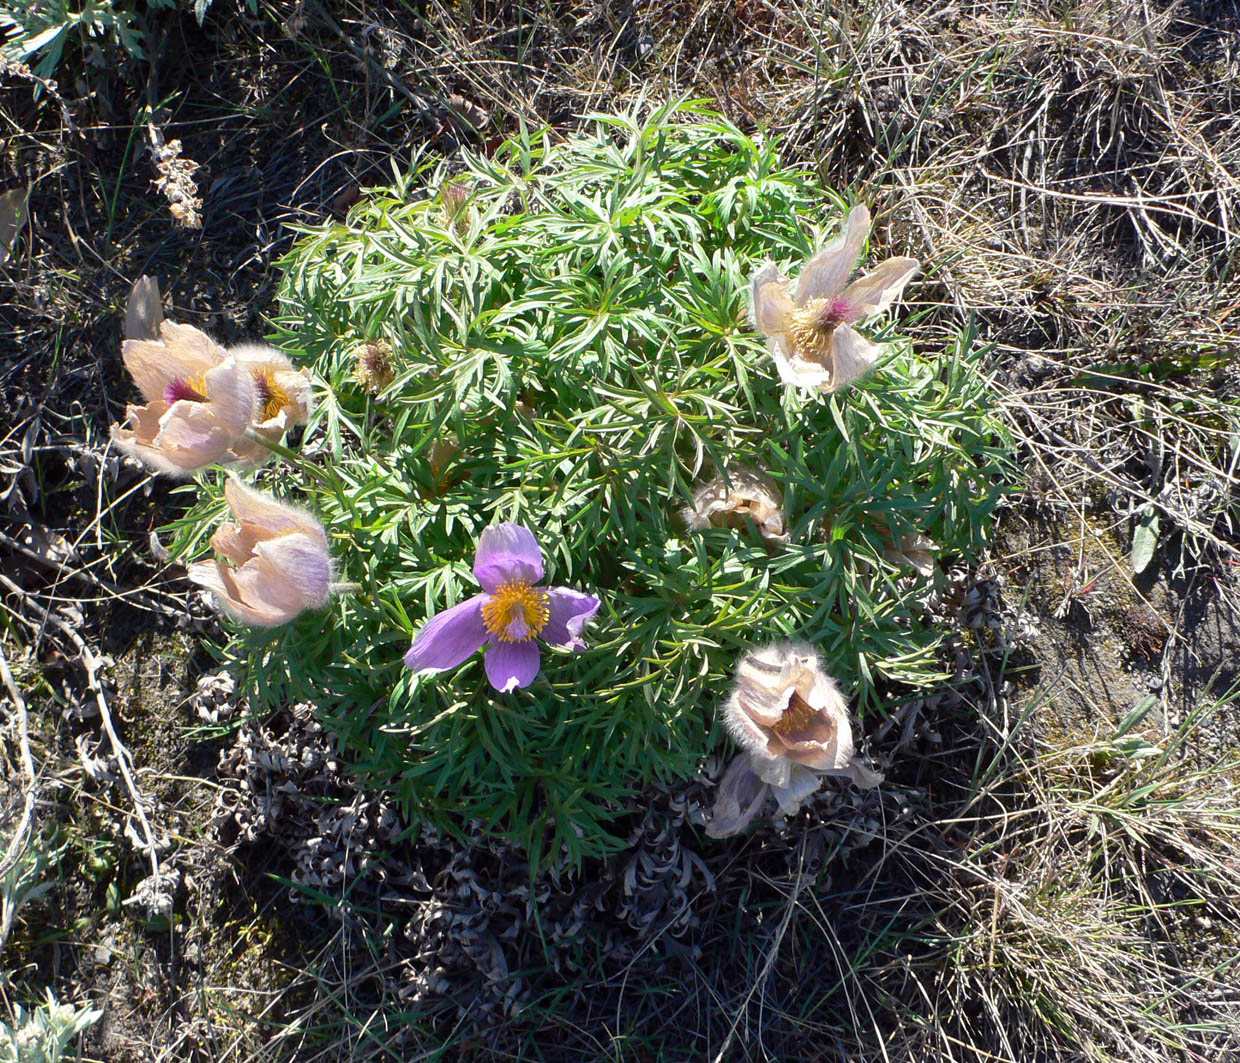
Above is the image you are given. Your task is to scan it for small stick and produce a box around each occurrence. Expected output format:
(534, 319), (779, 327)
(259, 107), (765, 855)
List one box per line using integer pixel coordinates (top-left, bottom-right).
(0, 575), (161, 883)
(0, 527), (187, 619)
(0, 641), (38, 945)
(308, 1), (430, 113)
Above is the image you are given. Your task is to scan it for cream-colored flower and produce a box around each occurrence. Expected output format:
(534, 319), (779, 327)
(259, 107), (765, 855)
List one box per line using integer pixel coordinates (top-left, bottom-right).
(114, 321), (313, 471)
(187, 477), (332, 627)
(110, 355), (256, 476)
(228, 343), (315, 462)
(683, 466), (788, 545)
(120, 320), (229, 403)
(750, 205), (919, 393)
(707, 642), (882, 838)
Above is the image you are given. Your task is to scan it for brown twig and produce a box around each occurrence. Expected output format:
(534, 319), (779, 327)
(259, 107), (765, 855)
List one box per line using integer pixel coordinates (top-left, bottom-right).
(0, 639), (38, 947)
(0, 574), (161, 883)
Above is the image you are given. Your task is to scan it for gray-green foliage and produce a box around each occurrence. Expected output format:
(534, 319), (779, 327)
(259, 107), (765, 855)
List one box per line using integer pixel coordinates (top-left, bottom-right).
(0, 993), (101, 1063)
(169, 100), (1011, 861)
(1, 0), (152, 76)
(0, 826), (58, 951)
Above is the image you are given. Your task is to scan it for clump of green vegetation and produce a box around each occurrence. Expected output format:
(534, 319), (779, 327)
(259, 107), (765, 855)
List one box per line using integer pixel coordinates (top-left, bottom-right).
(167, 100), (1010, 861)
(1, 824), (59, 950)
(0, 0), (251, 78)
(0, 992), (101, 1063)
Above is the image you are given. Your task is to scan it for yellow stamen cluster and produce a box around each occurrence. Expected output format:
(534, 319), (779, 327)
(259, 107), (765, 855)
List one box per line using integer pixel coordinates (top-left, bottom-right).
(787, 298), (835, 362)
(252, 367), (292, 422)
(771, 690), (823, 740)
(481, 579), (551, 642)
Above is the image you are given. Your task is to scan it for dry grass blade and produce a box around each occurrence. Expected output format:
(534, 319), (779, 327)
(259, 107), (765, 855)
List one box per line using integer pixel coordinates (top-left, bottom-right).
(0, 574), (163, 886)
(0, 640), (38, 944)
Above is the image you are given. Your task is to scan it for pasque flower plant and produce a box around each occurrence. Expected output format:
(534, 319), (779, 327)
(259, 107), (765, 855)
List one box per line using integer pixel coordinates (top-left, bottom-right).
(405, 523), (601, 692)
(162, 104), (1007, 859)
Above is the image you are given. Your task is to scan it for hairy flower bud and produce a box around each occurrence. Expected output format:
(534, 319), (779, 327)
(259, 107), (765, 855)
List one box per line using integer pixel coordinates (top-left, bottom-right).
(353, 339), (396, 395)
(187, 477), (332, 627)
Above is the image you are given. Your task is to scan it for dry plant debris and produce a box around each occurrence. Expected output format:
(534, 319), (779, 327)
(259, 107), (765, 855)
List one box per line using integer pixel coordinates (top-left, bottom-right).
(146, 122), (202, 230)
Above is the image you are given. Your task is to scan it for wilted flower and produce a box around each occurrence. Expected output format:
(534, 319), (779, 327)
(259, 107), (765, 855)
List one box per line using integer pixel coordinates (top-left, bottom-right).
(352, 340), (396, 395)
(112, 320), (313, 473)
(427, 436), (461, 479)
(707, 642), (882, 838)
(405, 522), (600, 692)
(750, 205), (919, 393)
(683, 465), (788, 545)
(883, 530), (938, 576)
(187, 477), (332, 627)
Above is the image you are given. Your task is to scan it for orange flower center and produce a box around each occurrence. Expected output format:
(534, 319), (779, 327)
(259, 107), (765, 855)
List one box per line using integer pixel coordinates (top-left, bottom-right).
(252, 367), (292, 422)
(771, 690), (819, 739)
(481, 580), (550, 643)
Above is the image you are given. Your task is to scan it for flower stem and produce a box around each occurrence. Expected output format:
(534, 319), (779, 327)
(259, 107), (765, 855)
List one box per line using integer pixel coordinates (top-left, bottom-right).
(242, 430), (348, 508)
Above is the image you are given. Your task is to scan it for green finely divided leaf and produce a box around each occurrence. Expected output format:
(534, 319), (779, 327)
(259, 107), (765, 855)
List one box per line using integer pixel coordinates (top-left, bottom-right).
(182, 100), (1013, 861)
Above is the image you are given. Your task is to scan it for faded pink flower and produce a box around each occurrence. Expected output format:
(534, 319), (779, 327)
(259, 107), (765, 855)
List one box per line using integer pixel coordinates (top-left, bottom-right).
(111, 353), (256, 476)
(187, 477), (332, 627)
(750, 205), (919, 393)
(707, 642), (882, 838)
(112, 320), (313, 473)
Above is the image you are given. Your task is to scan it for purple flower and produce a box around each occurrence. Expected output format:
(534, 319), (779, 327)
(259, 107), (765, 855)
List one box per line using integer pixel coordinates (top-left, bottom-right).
(404, 522), (601, 692)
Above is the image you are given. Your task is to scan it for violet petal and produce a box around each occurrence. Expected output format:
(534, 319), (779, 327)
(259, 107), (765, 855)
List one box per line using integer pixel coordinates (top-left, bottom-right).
(484, 639), (541, 692)
(541, 587), (601, 649)
(473, 522), (544, 592)
(405, 594), (489, 673)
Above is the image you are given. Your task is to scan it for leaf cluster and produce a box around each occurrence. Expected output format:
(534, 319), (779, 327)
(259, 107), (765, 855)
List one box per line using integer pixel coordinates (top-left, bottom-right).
(0, 0), (247, 77)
